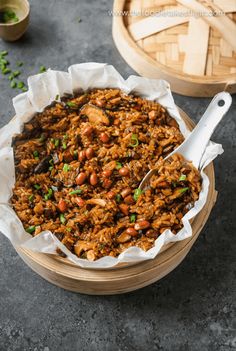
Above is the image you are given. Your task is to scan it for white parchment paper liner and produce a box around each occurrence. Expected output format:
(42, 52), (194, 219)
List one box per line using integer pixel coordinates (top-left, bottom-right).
(0, 63), (223, 269)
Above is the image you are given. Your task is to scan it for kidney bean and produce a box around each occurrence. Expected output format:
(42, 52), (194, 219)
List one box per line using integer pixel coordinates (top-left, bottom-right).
(146, 229), (158, 239)
(90, 172), (98, 186)
(126, 227), (138, 236)
(58, 199), (67, 213)
(76, 172), (87, 185)
(103, 178), (112, 189)
(121, 187), (132, 198)
(119, 167), (130, 177)
(124, 195), (135, 205)
(78, 150), (86, 162)
(85, 147), (94, 160)
(100, 132), (110, 143)
(102, 169), (112, 178)
(119, 204), (129, 216)
(83, 126), (93, 137)
(107, 191), (115, 199)
(134, 220), (150, 230)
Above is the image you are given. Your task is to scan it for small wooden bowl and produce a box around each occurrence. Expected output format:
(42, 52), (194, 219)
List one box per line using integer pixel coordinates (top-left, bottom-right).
(13, 108), (218, 295)
(0, 0), (30, 42)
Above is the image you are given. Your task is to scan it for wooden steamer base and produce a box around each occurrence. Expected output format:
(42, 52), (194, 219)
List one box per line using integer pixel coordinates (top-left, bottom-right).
(112, 0), (236, 97)
(14, 110), (217, 295)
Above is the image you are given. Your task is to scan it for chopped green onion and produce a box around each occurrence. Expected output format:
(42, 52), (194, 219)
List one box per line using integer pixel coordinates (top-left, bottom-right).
(60, 213), (66, 224)
(21, 87), (28, 92)
(130, 214), (136, 223)
(28, 194), (34, 202)
(16, 61), (23, 67)
(73, 150), (78, 158)
(13, 70), (21, 77)
(39, 133), (46, 142)
(26, 226), (36, 234)
(33, 184), (41, 190)
(55, 94), (59, 100)
(33, 150), (39, 158)
(8, 74), (14, 81)
(2, 68), (11, 75)
(69, 189), (82, 195)
(17, 81), (25, 89)
(116, 161), (122, 170)
(66, 227), (72, 232)
(39, 65), (46, 73)
(62, 141), (67, 149)
(0, 51), (8, 56)
(115, 194), (122, 203)
(77, 17), (82, 23)
(129, 134), (139, 147)
(54, 139), (60, 147)
(49, 159), (54, 165)
(10, 80), (17, 89)
(49, 166), (53, 171)
(44, 188), (53, 200)
(133, 188), (142, 201)
(66, 101), (78, 108)
(179, 174), (186, 181)
(0, 59), (9, 65)
(179, 187), (189, 194)
(63, 163), (70, 172)
(172, 181), (177, 188)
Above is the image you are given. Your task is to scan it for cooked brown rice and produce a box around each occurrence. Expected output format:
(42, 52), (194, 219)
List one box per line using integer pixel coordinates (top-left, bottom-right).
(11, 88), (201, 261)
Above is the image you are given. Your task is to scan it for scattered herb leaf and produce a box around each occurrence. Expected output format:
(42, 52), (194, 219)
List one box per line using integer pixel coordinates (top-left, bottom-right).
(115, 194), (122, 203)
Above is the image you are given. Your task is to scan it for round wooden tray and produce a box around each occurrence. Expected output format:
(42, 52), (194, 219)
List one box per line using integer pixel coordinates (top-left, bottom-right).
(112, 0), (236, 97)
(13, 108), (217, 294)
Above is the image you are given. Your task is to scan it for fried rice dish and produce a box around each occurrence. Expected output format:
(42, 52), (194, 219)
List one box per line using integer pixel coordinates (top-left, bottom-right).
(11, 88), (201, 261)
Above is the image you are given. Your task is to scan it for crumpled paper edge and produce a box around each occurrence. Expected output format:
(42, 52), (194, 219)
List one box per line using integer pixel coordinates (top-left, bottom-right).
(0, 63), (223, 269)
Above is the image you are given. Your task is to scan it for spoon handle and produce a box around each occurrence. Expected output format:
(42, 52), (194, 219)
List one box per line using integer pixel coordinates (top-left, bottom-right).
(172, 92), (232, 168)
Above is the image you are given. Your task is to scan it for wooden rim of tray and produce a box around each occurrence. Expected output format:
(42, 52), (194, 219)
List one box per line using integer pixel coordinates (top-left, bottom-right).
(112, 0), (236, 97)
(14, 108), (217, 294)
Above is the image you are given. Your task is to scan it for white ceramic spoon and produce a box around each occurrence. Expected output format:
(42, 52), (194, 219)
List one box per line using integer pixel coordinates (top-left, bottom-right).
(139, 92), (232, 190)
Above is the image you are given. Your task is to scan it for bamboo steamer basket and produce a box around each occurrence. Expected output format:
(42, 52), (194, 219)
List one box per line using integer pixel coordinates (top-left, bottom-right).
(14, 108), (217, 295)
(112, 0), (236, 97)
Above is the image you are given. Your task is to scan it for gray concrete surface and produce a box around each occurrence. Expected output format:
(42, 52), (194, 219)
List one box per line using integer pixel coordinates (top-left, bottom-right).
(0, 1), (235, 350)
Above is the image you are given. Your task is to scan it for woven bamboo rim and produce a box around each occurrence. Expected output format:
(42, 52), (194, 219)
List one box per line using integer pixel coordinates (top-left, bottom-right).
(112, 0), (236, 97)
(14, 108), (217, 294)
